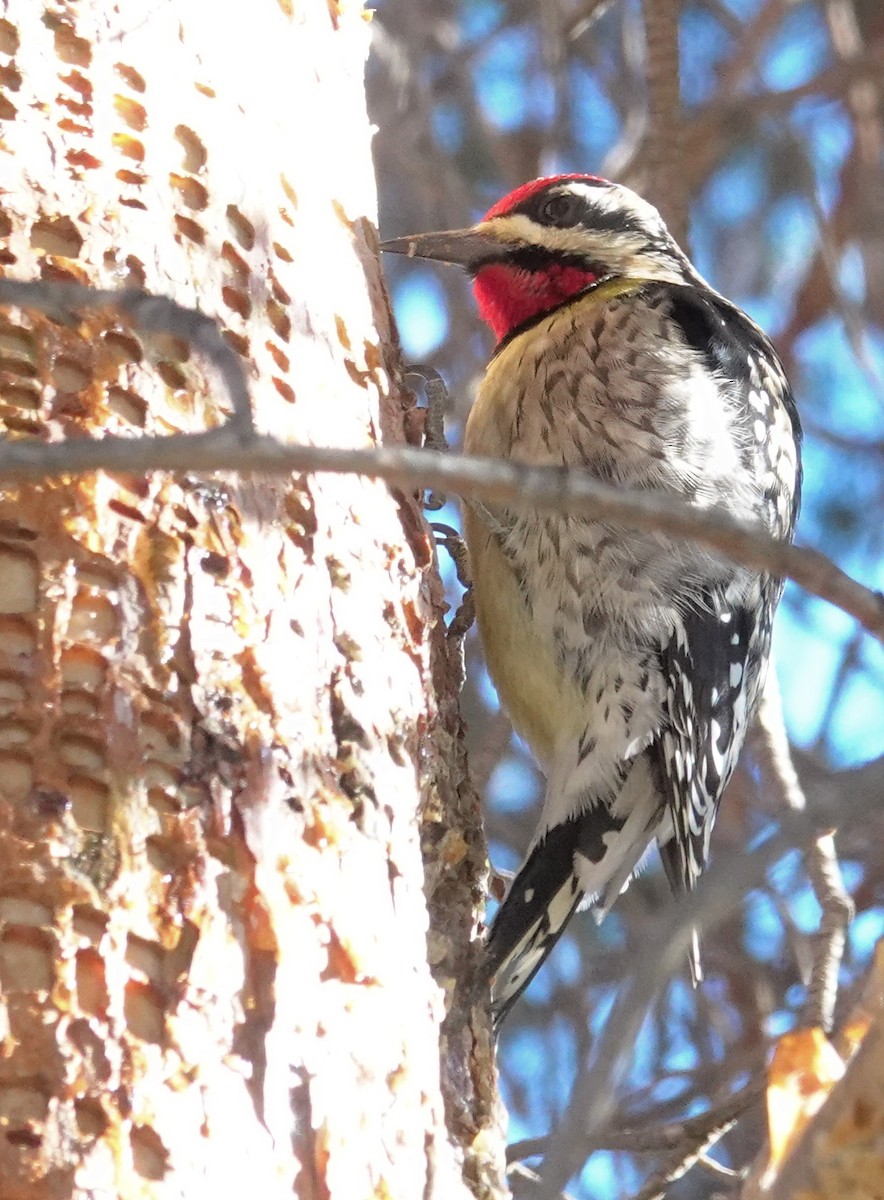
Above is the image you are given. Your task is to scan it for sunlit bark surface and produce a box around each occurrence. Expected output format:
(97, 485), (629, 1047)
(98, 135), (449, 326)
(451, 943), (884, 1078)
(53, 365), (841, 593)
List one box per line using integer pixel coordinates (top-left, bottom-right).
(0, 2), (503, 1196)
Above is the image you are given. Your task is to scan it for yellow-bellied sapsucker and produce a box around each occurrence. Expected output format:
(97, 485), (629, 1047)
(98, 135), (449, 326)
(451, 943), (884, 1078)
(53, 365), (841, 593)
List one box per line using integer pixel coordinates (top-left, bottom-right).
(382, 175), (802, 1024)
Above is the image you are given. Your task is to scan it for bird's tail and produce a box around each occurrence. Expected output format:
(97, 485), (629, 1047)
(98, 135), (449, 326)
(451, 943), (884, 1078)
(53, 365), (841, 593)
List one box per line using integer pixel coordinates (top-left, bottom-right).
(485, 821), (584, 1027)
(486, 768), (664, 1025)
(659, 837), (704, 985)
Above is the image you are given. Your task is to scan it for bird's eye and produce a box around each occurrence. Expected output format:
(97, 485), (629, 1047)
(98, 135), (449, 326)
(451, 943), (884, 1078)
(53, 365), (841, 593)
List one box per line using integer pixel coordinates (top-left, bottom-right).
(537, 193), (582, 227)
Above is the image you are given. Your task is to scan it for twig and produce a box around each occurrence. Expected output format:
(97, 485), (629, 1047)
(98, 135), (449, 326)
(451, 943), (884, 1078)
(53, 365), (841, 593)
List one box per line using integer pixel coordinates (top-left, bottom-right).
(714, 0), (793, 96)
(508, 1079), (762, 1164)
(630, 1126), (746, 1200)
(0, 429), (879, 641)
(0, 280), (255, 440)
(565, 0), (617, 42)
(802, 168), (884, 403)
(696, 1153), (743, 1181)
(508, 1163), (576, 1200)
(535, 782), (882, 1198)
(825, 0), (884, 169)
(752, 674), (854, 1031)
(1, 280), (882, 645)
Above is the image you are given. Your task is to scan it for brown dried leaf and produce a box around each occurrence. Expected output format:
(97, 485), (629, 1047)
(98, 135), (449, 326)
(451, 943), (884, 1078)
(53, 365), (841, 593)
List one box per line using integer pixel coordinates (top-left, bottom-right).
(766, 1028), (845, 1170)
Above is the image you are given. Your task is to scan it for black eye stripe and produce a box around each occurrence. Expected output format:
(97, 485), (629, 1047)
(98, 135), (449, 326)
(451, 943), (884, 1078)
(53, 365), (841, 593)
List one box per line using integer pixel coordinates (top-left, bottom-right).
(508, 247), (608, 274)
(514, 188), (650, 240)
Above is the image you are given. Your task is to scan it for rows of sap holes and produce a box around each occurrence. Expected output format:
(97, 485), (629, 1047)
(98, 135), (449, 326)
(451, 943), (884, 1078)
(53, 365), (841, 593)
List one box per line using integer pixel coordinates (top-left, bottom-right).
(0, 8), (277, 1088)
(0, 19), (19, 125)
(0, 555), (233, 1170)
(0, 24), (222, 1169)
(48, 2), (301, 403)
(167, 120), (298, 405)
(0, 12), (248, 883)
(0, 14), (172, 421)
(0, 894), (190, 1177)
(0, 11), (251, 900)
(0, 299), (149, 436)
(0, 546), (200, 1140)
(0, 601), (198, 1177)
(0, 546), (118, 822)
(0, 12), (295, 405)
(0, 549), (230, 1183)
(0, 36), (291, 1188)
(0, 543), (191, 840)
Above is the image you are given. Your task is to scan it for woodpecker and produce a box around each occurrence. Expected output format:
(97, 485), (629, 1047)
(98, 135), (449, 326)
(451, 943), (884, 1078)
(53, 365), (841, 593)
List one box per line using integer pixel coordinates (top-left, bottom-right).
(382, 175), (801, 1024)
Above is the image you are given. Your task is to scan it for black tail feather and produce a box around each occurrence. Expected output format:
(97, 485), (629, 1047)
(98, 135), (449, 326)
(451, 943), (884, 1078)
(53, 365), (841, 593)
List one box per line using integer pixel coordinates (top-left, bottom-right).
(485, 811), (621, 1024)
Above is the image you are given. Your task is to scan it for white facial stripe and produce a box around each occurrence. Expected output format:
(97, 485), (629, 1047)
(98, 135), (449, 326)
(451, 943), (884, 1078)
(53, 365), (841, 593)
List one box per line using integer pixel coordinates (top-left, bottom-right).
(479, 210), (685, 286)
(562, 181), (665, 231)
(480, 212), (624, 256)
(477, 179), (684, 280)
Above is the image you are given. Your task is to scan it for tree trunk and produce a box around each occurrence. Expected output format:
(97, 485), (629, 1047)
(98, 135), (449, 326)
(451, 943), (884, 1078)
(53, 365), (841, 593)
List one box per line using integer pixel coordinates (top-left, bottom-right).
(0, 1), (504, 1196)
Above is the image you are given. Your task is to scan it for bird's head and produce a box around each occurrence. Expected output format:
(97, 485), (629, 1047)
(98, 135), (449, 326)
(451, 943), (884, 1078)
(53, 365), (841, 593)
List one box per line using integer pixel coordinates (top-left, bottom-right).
(381, 175), (697, 342)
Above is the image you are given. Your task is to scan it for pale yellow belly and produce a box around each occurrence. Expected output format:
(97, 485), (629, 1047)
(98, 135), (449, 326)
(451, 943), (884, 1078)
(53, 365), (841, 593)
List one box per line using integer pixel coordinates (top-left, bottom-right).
(464, 508), (586, 768)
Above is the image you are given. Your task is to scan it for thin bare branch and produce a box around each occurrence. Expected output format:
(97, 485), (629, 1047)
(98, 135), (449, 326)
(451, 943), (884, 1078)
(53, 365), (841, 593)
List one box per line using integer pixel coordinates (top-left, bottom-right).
(697, 1153), (743, 1180)
(752, 675), (855, 1031)
(0, 279), (255, 439)
(825, 0), (884, 168)
(508, 1079), (762, 1164)
(631, 1141), (734, 1200)
(1, 279), (882, 649)
(0, 425), (879, 641)
(714, 0), (793, 96)
(642, 0), (687, 244)
(509, 1163), (576, 1200)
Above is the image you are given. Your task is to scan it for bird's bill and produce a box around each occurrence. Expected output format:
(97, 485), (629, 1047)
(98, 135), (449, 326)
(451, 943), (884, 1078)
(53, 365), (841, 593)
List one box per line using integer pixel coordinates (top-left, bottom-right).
(380, 226), (502, 269)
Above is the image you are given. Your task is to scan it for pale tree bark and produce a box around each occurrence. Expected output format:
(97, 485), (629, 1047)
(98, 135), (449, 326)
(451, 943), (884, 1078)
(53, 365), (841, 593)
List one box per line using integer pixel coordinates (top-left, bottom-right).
(0, 2), (504, 1197)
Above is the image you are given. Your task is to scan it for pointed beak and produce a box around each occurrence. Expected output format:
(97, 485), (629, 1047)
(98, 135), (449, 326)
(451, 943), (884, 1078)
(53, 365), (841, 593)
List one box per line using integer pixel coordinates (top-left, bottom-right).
(380, 226), (503, 271)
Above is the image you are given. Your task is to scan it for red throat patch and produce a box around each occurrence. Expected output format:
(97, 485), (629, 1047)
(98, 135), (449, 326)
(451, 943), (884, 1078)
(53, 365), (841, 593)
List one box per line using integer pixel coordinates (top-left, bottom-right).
(472, 261), (599, 342)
